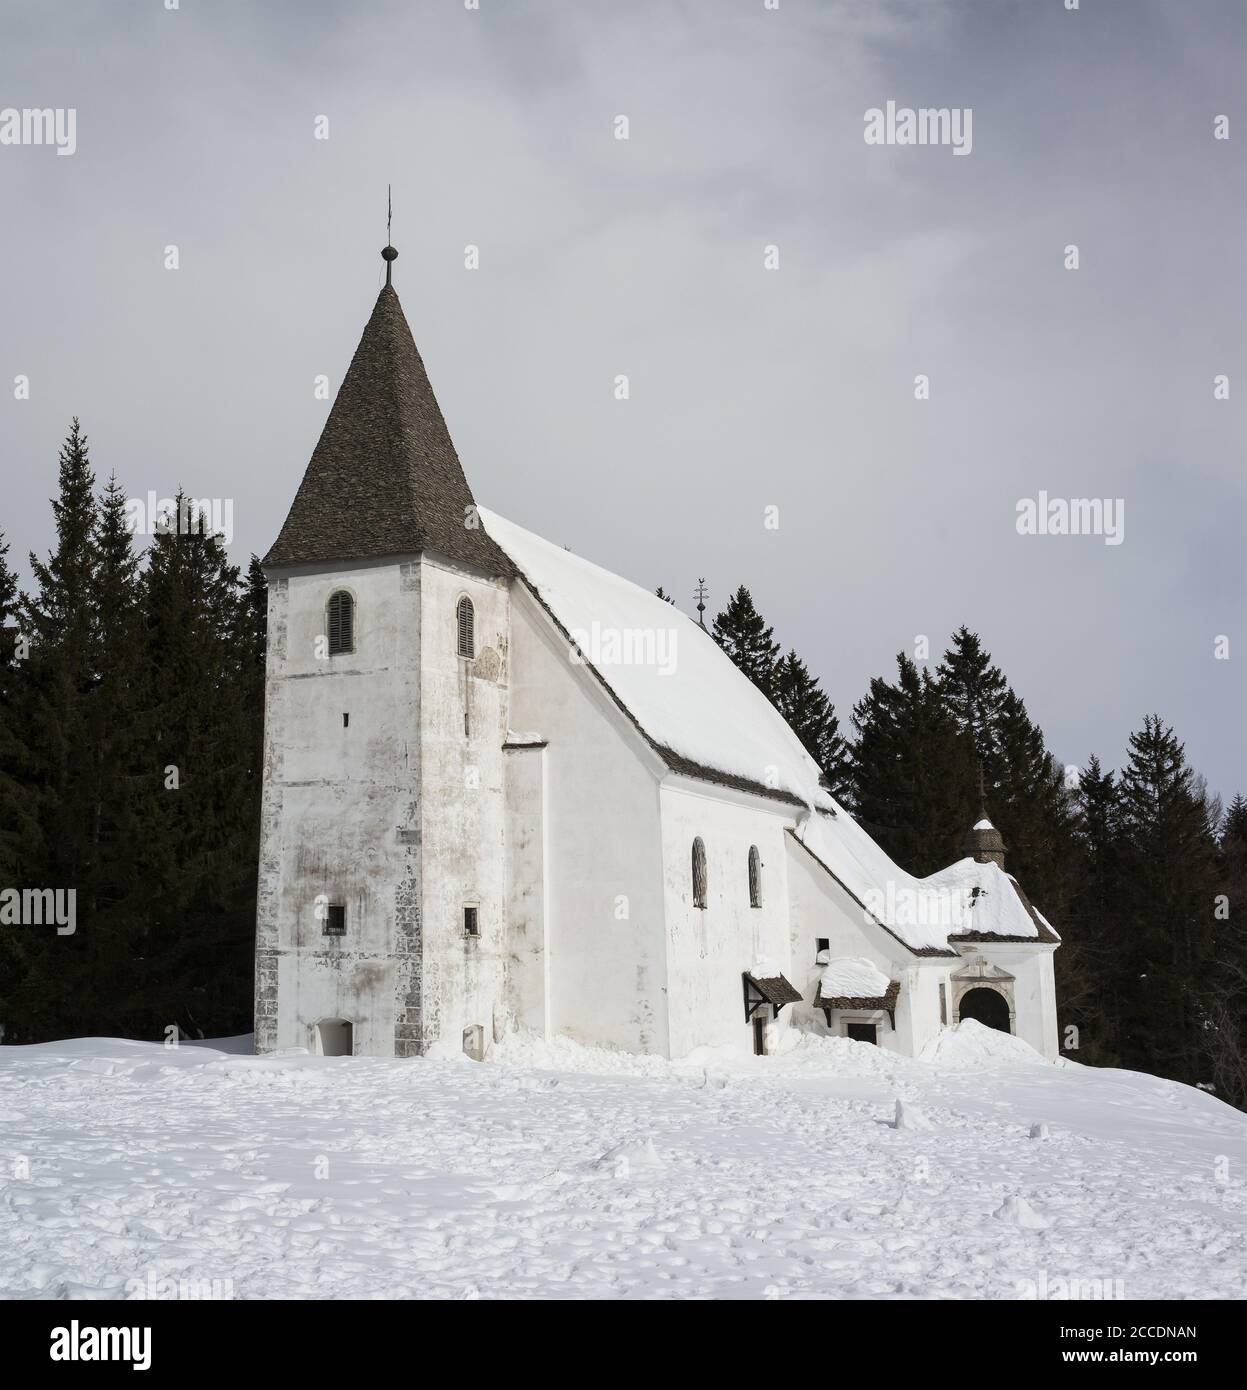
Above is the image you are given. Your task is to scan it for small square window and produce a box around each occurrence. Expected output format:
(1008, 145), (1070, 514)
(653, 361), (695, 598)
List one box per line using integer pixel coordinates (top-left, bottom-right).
(324, 904), (346, 936)
(463, 906), (480, 938)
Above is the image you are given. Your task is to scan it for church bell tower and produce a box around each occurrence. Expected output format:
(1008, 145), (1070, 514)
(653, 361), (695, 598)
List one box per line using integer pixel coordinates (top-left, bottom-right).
(254, 239), (513, 1059)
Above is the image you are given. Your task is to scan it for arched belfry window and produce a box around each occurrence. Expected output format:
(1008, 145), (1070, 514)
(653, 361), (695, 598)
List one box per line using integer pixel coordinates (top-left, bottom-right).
(326, 590), (354, 655)
(692, 837), (707, 910)
(457, 596), (475, 659)
(748, 846), (762, 908)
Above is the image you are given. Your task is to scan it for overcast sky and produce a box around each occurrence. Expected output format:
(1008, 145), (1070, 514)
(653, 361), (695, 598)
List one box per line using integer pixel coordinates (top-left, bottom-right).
(2, 0), (1244, 801)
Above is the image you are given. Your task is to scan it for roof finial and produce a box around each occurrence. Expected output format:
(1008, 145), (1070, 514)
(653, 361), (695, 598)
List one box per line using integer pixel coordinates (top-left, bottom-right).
(694, 578), (709, 631)
(381, 184), (398, 286)
(976, 758), (988, 820)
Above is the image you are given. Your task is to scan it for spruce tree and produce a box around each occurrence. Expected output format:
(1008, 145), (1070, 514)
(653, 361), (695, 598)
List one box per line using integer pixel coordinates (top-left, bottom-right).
(935, 626), (1008, 763)
(22, 421), (98, 879)
(1115, 716), (1220, 1089)
(991, 689), (1076, 917)
(89, 474), (143, 869)
(772, 648), (850, 798)
(79, 474), (146, 1031)
(237, 555), (268, 824)
(1062, 756), (1124, 1066)
(711, 586), (780, 699)
(1209, 795), (1247, 1107)
(934, 628), (1076, 916)
(9, 421), (100, 1038)
(131, 500), (256, 1038)
(1222, 794), (1247, 868)
(850, 653), (977, 875)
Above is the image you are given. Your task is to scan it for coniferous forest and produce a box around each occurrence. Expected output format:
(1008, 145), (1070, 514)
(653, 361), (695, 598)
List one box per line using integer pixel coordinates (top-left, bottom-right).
(2, 423), (1245, 1113)
(0, 423), (266, 1045)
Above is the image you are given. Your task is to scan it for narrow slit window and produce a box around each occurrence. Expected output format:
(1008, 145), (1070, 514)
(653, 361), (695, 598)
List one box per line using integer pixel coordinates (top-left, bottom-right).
(692, 837), (707, 910)
(463, 905), (480, 938)
(748, 845), (762, 908)
(457, 596), (475, 659)
(326, 591), (354, 655)
(324, 903), (346, 936)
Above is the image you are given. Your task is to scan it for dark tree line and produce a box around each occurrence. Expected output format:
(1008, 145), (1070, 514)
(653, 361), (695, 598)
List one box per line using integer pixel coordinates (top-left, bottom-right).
(0, 422), (265, 1043)
(709, 584), (1247, 1109)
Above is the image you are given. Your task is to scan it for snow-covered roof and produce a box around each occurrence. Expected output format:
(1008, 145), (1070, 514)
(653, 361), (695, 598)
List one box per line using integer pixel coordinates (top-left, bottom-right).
(480, 507), (833, 809)
(479, 507), (1059, 957)
(973, 818), (995, 830)
(929, 857), (1054, 942)
(792, 812), (1058, 954)
(819, 957), (892, 999)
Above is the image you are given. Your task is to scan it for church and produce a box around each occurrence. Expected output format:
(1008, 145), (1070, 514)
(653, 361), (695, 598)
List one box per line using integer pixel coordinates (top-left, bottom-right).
(253, 247), (1061, 1063)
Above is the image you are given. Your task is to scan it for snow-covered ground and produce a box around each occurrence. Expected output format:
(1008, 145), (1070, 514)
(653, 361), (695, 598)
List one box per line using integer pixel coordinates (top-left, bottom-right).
(1, 1022), (1244, 1300)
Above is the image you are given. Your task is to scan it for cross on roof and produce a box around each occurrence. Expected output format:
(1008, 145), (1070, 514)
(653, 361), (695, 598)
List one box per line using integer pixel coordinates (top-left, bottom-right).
(382, 184), (398, 286)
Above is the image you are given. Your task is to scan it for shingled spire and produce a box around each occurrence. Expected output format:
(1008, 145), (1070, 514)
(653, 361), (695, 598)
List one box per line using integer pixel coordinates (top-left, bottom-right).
(963, 762), (1007, 868)
(265, 251), (512, 575)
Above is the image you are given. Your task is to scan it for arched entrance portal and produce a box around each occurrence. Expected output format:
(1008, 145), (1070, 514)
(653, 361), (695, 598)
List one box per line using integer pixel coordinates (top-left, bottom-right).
(314, 1019), (353, 1056)
(957, 987), (1011, 1033)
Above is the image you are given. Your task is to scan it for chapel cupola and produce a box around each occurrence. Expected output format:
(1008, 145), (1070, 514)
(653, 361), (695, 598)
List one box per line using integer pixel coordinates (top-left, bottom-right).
(963, 763), (1006, 867)
(964, 815), (1006, 868)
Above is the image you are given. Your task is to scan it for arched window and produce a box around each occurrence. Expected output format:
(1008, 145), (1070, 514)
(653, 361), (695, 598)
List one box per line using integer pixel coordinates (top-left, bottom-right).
(326, 590), (354, 655)
(692, 837), (707, 910)
(457, 596), (475, 658)
(748, 845), (762, 908)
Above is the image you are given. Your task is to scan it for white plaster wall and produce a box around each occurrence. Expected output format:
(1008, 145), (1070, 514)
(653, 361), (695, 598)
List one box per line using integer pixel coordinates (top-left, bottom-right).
(904, 964), (949, 1055)
(660, 782), (795, 1057)
(961, 944), (1060, 1059)
(417, 556), (511, 1056)
(1034, 946), (1060, 1058)
(503, 744), (548, 1036)
(274, 949), (394, 1056)
(505, 586), (670, 1054)
(257, 558), (422, 1055)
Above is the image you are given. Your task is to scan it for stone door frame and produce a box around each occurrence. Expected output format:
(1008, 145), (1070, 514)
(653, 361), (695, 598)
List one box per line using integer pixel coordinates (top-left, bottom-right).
(951, 957), (1016, 1033)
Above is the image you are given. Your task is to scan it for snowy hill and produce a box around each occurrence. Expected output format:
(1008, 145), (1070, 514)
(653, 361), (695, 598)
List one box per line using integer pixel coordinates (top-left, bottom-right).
(1, 1023), (1245, 1300)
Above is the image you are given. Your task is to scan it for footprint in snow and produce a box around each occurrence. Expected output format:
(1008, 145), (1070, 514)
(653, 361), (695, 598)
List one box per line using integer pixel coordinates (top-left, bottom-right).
(480, 1169), (576, 1202)
(993, 1193), (1050, 1229)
